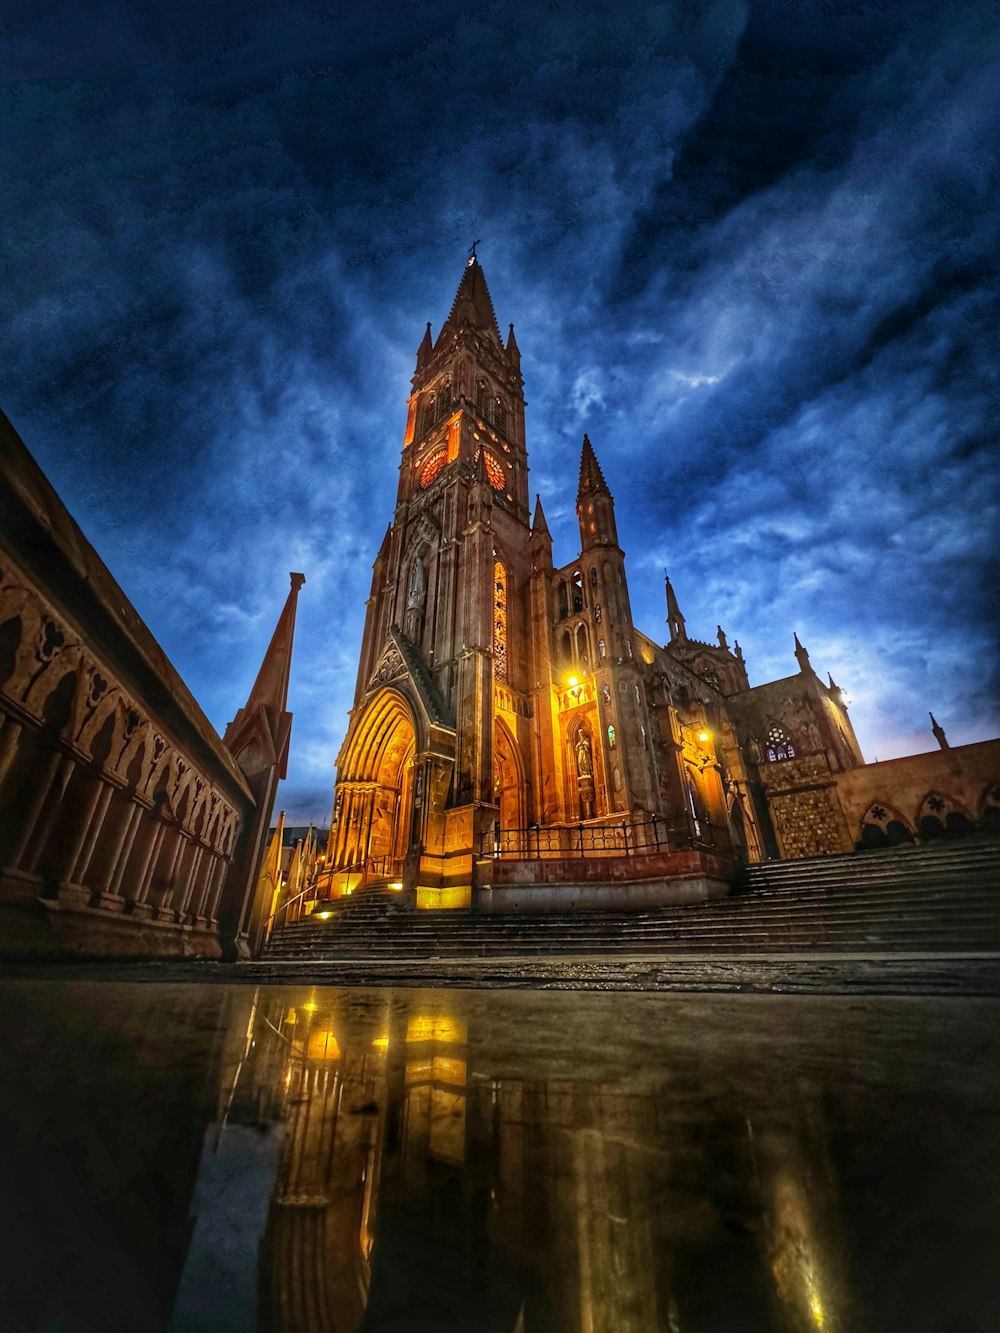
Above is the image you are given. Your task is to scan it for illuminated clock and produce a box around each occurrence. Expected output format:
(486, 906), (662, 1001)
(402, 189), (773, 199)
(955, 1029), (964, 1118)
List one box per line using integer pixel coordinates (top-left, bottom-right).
(419, 448), (447, 488)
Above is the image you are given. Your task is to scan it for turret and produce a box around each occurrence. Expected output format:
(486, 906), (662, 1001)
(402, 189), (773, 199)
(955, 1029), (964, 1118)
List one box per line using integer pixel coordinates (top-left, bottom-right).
(530, 494), (553, 573)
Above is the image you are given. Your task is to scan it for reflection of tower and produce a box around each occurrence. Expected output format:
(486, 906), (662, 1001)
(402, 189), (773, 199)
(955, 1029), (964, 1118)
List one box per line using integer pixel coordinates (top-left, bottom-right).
(254, 993), (392, 1333)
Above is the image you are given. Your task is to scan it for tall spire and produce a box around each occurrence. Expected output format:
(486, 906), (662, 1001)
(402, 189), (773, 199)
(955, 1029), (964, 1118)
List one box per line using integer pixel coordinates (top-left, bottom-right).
(577, 433), (610, 498)
(665, 573), (687, 644)
(531, 493), (551, 537)
(439, 255), (502, 343)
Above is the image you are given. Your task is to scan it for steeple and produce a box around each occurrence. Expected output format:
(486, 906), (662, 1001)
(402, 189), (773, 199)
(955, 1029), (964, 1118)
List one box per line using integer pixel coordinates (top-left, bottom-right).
(577, 434), (618, 550)
(665, 573), (687, 644)
(224, 572), (305, 780)
(793, 631), (813, 676)
(531, 494), (550, 537)
(439, 256), (502, 344)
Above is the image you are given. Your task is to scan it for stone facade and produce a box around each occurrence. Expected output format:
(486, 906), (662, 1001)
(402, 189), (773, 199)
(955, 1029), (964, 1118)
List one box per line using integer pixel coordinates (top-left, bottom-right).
(319, 259), (999, 902)
(0, 410), (300, 957)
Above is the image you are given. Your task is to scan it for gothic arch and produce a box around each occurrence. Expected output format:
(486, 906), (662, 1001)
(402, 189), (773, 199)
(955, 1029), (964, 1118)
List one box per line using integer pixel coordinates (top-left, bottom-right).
(493, 717), (526, 831)
(916, 791), (974, 841)
(858, 801), (915, 850)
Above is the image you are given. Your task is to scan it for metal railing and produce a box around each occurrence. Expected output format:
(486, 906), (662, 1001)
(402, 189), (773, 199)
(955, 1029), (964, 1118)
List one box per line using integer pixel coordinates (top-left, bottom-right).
(480, 814), (725, 860)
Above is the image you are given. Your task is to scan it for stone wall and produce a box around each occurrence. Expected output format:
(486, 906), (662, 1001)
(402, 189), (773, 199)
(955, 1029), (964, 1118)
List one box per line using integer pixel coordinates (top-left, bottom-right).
(0, 411), (260, 957)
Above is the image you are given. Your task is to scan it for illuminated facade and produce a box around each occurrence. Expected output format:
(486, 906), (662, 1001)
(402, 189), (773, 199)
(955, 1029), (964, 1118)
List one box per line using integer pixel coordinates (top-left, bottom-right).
(320, 258), (999, 908)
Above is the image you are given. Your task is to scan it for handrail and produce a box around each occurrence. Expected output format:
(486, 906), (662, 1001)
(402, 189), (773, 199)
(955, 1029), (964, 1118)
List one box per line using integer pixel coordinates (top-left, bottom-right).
(265, 883), (318, 939)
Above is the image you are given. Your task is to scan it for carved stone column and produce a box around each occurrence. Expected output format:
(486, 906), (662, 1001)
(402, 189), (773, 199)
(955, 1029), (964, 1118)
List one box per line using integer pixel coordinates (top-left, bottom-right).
(9, 749), (68, 872)
(70, 782), (114, 889)
(130, 818), (166, 919)
(104, 803), (145, 905)
(0, 716), (23, 791)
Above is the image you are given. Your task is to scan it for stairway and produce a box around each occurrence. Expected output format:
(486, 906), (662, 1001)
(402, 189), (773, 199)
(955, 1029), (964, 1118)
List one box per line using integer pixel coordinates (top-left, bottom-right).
(263, 838), (1000, 962)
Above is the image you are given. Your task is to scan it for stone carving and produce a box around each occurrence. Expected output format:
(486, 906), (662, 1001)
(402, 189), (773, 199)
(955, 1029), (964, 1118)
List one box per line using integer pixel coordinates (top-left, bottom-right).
(406, 557), (427, 611)
(372, 645), (406, 686)
(575, 727), (593, 778)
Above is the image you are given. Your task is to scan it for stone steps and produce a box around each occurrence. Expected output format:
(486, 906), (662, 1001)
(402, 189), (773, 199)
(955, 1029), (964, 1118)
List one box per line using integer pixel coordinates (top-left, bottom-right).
(263, 839), (1000, 961)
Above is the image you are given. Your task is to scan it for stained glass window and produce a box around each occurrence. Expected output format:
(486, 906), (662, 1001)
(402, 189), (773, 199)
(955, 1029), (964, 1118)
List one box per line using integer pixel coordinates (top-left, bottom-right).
(765, 724), (795, 762)
(493, 561), (508, 682)
(419, 448), (447, 488)
(483, 451), (505, 490)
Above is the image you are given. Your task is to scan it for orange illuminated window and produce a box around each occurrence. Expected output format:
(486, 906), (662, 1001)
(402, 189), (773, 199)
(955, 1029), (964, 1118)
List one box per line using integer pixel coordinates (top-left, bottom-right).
(419, 448), (447, 488)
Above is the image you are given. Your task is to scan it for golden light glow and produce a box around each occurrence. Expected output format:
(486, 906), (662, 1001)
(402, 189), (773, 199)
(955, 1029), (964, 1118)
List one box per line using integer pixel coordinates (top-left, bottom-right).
(698, 730), (711, 743)
(372, 1035), (390, 1050)
(389, 881), (403, 890)
(406, 1015), (467, 1044)
(567, 676), (579, 688)
(306, 1029), (341, 1062)
(317, 910), (331, 919)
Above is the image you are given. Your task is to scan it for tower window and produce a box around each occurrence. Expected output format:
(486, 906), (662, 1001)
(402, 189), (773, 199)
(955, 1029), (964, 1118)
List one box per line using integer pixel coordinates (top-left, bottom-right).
(572, 570), (584, 613)
(493, 396), (507, 433)
(476, 379), (489, 419)
(419, 448), (447, 488)
(598, 638), (606, 658)
(493, 561), (508, 683)
(765, 724), (795, 762)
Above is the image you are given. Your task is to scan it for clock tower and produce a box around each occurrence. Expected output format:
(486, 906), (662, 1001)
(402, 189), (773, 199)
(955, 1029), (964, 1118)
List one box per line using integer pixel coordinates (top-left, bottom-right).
(326, 256), (534, 905)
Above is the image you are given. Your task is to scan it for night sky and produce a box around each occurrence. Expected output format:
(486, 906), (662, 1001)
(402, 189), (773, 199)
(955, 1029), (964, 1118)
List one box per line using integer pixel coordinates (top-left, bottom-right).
(3, 1), (998, 823)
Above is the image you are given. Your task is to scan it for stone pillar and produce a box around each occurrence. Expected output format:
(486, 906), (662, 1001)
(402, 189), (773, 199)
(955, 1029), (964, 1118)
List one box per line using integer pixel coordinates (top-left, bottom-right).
(177, 844), (205, 920)
(22, 754), (76, 877)
(58, 775), (109, 887)
(0, 716), (23, 791)
(71, 782), (115, 888)
(9, 748), (67, 871)
(130, 818), (166, 918)
(154, 829), (186, 920)
(204, 855), (228, 924)
(104, 803), (145, 904)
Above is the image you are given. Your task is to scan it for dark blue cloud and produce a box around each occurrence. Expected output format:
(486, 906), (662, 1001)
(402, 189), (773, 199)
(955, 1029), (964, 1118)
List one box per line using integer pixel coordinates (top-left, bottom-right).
(1, 0), (997, 818)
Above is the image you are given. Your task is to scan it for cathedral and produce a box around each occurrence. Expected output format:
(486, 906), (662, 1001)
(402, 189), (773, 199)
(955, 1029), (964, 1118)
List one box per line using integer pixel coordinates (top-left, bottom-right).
(318, 257), (998, 911)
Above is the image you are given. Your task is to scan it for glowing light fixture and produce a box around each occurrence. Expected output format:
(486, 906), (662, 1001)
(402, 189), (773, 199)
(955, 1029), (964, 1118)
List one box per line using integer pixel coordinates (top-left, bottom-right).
(567, 676), (579, 688)
(317, 911), (331, 920)
(390, 881), (403, 891)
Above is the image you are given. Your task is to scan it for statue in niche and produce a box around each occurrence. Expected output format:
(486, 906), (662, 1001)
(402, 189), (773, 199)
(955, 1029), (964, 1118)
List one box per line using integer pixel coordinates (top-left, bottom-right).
(406, 556), (427, 610)
(575, 727), (593, 778)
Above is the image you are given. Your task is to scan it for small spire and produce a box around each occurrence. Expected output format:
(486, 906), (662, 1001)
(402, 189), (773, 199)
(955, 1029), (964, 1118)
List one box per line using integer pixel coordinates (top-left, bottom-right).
(734, 639), (744, 662)
(827, 670), (840, 693)
(224, 573), (304, 780)
(374, 524), (393, 565)
(506, 322), (521, 370)
(531, 493), (551, 537)
(717, 625), (729, 650)
(416, 321), (433, 368)
(665, 572), (687, 644)
(930, 712), (950, 750)
(578, 434), (610, 498)
(793, 631), (813, 674)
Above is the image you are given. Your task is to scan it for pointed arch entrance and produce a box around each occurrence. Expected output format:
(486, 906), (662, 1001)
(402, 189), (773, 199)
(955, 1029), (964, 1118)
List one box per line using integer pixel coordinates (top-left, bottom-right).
(494, 718), (526, 835)
(333, 689), (418, 883)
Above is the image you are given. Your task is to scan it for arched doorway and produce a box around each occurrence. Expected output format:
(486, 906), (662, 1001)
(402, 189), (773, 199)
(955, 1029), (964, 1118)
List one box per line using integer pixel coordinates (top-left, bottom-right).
(494, 719), (526, 841)
(334, 690), (417, 881)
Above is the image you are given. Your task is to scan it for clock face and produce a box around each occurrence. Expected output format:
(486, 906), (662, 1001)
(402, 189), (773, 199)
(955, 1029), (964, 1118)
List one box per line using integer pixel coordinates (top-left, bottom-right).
(419, 448), (447, 488)
(480, 449), (505, 491)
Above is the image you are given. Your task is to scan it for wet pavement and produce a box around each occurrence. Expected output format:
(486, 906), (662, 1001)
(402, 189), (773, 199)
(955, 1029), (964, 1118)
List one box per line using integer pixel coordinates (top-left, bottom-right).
(0, 981), (997, 1331)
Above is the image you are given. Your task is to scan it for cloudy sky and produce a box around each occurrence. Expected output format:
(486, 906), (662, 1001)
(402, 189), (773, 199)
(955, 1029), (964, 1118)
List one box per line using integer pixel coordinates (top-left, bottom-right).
(2, 0), (998, 823)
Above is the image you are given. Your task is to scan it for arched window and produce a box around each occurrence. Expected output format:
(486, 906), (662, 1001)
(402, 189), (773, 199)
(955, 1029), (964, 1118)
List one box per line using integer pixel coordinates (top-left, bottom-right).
(589, 567), (598, 587)
(607, 724), (616, 749)
(598, 638), (606, 658)
(561, 630), (573, 664)
(493, 561), (508, 683)
(476, 380), (489, 419)
(493, 396), (507, 433)
(594, 603), (602, 623)
(766, 724), (795, 762)
(572, 570), (584, 614)
(439, 380), (452, 417)
(419, 392), (435, 436)
(575, 624), (589, 670)
(557, 581), (569, 620)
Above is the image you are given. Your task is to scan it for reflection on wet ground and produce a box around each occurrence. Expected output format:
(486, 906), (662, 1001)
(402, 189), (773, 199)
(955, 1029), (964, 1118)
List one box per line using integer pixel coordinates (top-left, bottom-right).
(0, 984), (997, 1332)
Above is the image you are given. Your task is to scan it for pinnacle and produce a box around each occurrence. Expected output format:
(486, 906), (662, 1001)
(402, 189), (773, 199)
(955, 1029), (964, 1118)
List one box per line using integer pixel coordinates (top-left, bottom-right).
(531, 494), (551, 537)
(577, 434), (610, 498)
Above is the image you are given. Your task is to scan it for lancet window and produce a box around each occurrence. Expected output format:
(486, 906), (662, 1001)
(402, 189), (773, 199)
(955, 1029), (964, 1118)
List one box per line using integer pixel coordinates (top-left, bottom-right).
(493, 561), (508, 683)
